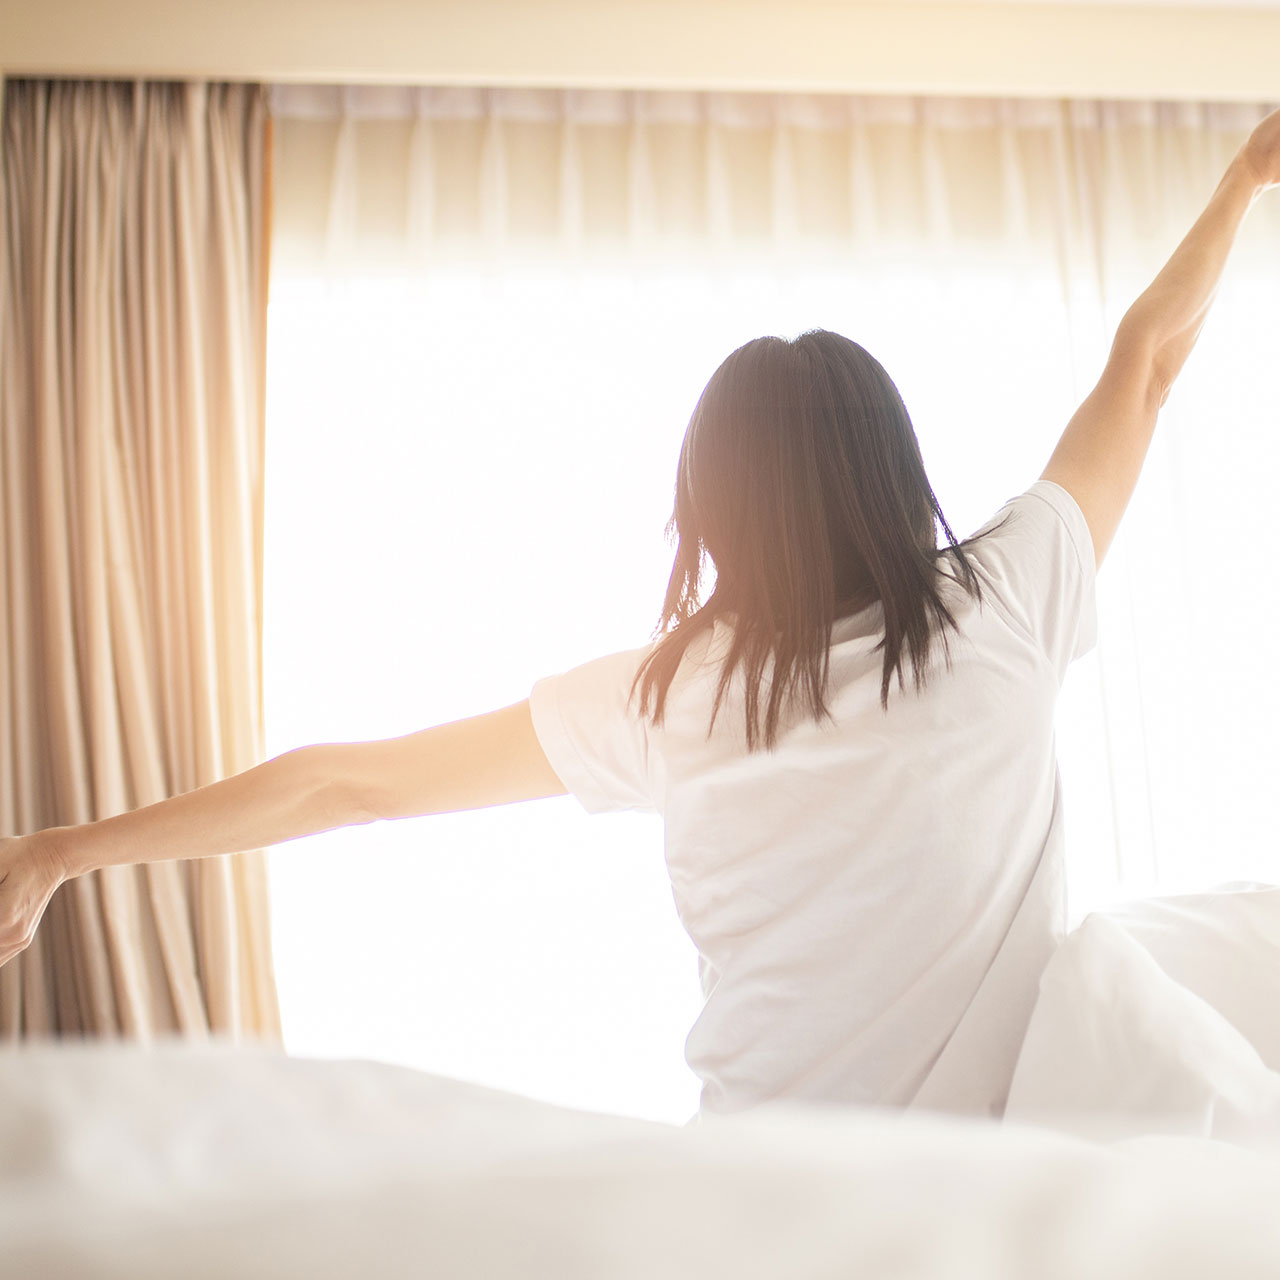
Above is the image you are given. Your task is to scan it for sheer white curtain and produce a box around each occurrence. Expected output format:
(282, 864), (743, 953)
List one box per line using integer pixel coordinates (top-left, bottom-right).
(264, 85), (1280, 1122)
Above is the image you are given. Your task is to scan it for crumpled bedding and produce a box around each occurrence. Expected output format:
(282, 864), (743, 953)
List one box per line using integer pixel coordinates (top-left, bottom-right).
(1005, 883), (1280, 1146)
(1, 884), (1278, 1280)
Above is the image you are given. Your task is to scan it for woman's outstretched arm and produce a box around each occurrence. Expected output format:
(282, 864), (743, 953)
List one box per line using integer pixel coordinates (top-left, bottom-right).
(1041, 106), (1280, 567)
(0, 700), (566, 966)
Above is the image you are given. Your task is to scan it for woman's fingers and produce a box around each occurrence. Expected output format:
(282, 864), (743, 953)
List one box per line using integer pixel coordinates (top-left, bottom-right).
(1242, 106), (1280, 190)
(0, 834), (67, 969)
(0, 933), (35, 968)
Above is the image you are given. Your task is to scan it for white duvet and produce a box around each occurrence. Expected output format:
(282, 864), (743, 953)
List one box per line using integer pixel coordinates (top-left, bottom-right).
(2, 885), (1278, 1280)
(1005, 883), (1280, 1147)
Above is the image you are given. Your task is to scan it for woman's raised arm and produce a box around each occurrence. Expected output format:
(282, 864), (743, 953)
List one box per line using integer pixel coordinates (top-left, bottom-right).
(0, 700), (566, 967)
(1041, 106), (1280, 567)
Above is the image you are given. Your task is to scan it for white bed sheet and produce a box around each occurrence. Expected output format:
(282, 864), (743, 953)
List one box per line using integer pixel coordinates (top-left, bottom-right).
(1, 1036), (1279, 1280)
(3, 883), (1279, 1279)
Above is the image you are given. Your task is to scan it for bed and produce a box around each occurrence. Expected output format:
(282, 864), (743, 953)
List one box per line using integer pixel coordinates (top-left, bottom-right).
(3, 884), (1278, 1279)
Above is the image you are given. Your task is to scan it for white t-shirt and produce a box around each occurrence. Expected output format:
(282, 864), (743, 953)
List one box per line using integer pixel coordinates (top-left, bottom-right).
(529, 480), (1097, 1121)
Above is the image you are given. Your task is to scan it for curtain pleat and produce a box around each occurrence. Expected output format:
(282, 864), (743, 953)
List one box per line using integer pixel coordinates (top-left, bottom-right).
(0, 79), (282, 1042)
(268, 86), (1277, 284)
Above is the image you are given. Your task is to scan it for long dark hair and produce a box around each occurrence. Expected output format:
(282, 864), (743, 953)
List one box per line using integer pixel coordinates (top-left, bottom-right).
(630, 328), (984, 752)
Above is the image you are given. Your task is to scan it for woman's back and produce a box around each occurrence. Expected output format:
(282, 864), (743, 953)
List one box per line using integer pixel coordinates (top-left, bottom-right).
(531, 481), (1096, 1119)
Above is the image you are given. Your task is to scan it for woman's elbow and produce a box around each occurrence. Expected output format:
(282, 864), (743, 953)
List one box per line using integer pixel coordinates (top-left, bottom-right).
(291, 743), (384, 829)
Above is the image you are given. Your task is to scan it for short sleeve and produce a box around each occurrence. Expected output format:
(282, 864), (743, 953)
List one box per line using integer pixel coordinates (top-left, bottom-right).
(529, 645), (660, 815)
(964, 480), (1098, 680)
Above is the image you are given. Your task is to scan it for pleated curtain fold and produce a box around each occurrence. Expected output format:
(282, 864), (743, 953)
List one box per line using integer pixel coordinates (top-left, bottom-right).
(0, 78), (282, 1042)
(268, 85), (1277, 287)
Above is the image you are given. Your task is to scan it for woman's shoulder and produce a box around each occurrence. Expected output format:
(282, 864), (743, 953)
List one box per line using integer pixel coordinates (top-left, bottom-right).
(961, 482), (1093, 573)
(946, 480), (1099, 673)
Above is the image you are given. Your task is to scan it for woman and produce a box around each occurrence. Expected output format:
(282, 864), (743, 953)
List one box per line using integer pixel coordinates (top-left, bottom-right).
(3, 109), (1278, 1121)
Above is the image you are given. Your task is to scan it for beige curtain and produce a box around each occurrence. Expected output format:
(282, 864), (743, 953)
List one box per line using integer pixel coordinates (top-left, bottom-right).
(0, 79), (281, 1042)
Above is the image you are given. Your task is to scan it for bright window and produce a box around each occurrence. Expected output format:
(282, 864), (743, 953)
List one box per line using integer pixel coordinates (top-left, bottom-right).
(262, 263), (1150, 1124)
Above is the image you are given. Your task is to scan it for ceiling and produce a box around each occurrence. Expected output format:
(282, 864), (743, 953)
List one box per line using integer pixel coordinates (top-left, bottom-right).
(910, 0), (1280, 6)
(1, 0), (1277, 104)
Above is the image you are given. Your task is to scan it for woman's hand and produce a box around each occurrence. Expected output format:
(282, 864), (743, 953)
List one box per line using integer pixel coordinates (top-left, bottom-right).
(1041, 109), (1274, 567)
(0, 831), (69, 968)
(1241, 105), (1280, 191)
